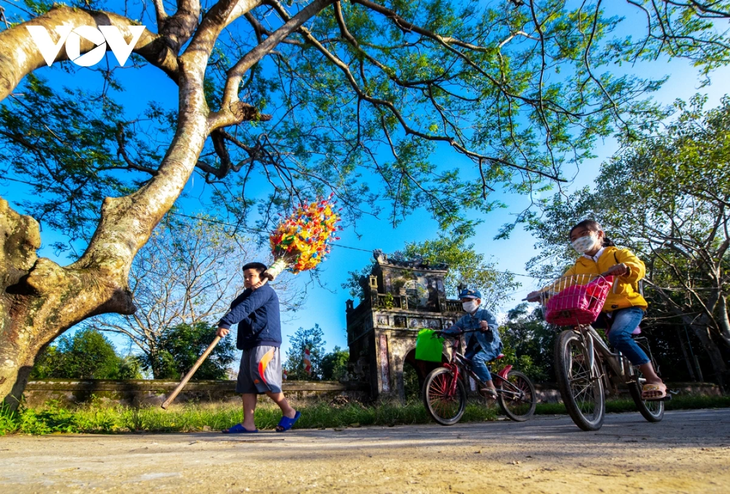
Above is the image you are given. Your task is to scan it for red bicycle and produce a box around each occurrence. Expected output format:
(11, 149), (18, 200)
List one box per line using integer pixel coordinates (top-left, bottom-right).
(422, 331), (537, 425)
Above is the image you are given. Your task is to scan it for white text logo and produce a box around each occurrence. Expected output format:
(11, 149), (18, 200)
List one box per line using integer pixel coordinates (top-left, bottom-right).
(26, 25), (145, 67)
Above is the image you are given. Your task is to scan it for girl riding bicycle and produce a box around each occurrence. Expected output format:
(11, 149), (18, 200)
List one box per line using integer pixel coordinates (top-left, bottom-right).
(528, 220), (666, 400)
(443, 288), (503, 398)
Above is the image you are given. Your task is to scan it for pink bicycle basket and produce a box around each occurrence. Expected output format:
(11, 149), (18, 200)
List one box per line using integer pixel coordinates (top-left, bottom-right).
(541, 274), (614, 326)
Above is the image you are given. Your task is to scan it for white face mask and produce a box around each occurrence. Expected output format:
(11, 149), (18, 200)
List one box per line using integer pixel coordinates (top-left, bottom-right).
(571, 233), (599, 254)
(462, 300), (479, 313)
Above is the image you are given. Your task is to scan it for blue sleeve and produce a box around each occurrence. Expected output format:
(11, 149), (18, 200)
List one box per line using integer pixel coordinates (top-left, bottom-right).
(218, 287), (273, 329)
(444, 315), (466, 334)
(480, 309), (499, 332)
(479, 309), (503, 354)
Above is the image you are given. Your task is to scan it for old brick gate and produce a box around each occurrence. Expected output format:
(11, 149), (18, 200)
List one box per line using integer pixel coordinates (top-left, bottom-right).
(346, 251), (463, 400)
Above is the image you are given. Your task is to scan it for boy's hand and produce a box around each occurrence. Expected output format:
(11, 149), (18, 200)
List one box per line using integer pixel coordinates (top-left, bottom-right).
(251, 278), (268, 290)
(216, 327), (229, 338)
(479, 320), (490, 332)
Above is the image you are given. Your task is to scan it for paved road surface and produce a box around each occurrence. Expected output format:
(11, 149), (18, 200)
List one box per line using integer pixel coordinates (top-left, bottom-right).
(1, 409), (729, 493)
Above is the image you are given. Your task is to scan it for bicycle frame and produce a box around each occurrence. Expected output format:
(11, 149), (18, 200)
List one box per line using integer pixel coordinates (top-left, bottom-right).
(573, 324), (639, 389)
(442, 349), (517, 399)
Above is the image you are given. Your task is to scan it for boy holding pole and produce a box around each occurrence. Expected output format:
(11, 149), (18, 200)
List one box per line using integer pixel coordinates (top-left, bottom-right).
(216, 262), (300, 433)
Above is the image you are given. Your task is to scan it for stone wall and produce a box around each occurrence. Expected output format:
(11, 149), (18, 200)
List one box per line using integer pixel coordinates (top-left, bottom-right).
(22, 379), (721, 408)
(22, 379), (370, 408)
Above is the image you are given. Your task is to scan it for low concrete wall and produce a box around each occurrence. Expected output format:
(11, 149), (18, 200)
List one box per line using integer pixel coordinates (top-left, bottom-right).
(22, 380), (721, 408)
(23, 379), (370, 408)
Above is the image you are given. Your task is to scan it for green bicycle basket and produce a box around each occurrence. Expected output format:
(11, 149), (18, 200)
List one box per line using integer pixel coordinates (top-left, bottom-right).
(415, 328), (445, 362)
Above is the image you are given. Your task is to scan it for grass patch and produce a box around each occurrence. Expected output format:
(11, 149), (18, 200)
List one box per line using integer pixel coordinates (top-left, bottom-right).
(1, 394), (728, 435)
(533, 394), (730, 416)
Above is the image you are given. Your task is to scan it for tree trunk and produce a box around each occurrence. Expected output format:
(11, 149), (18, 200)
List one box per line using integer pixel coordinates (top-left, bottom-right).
(715, 293), (730, 349)
(0, 94), (210, 408)
(684, 314), (728, 391)
(0, 1), (276, 408)
(0, 199), (136, 408)
(674, 326), (697, 382)
(0, 48), (211, 411)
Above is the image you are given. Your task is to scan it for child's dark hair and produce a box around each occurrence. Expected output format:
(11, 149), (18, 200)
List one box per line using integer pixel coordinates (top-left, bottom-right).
(569, 219), (616, 247)
(242, 262), (268, 274)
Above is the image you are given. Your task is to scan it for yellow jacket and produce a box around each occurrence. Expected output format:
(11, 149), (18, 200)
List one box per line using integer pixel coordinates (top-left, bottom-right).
(563, 246), (648, 312)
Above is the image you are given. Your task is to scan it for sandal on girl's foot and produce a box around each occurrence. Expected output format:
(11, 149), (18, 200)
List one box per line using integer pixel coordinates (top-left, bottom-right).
(642, 382), (668, 401)
(480, 388), (498, 399)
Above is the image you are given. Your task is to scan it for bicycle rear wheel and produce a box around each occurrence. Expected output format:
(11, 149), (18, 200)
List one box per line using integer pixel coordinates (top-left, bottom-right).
(423, 367), (466, 426)
(627, 339), (665, 422)
(497, 370), (537, 422)
(555, 329), (605, 431)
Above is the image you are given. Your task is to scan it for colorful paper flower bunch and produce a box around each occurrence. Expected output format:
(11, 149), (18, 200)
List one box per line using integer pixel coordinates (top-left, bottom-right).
(268, 195), (342, 275)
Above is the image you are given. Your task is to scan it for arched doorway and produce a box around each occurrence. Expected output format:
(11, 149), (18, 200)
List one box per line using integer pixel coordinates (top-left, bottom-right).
(403, 348), (444, 401)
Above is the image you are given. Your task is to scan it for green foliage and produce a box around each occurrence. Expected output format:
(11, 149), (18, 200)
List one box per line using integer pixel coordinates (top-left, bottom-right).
(3, 394), (730, 435)
(0, 403), (18, 436)
(285, 324), (327, 380)
(30, 329), (140, 380)
(401, 234), (521, 310)
(320, 346), (349, 381)
(402, 363), (421, 402)
(137, 322), (235, 380)
(0, 75), (173, 250)
(498, 303), (556, 383)
(6, 1), (725, 249)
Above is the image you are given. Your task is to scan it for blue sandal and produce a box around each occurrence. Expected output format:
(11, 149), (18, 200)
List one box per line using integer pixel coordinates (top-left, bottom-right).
(275, 411), (301, 432)
(222, 423), (258, 433)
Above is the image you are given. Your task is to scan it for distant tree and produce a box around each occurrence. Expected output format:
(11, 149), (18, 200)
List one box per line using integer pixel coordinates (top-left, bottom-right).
(499, 304), (554, 383)
(137, 321), (236, 380)
(30, 328), (141, 379)
(285, 325), (326, 380)
(321, 346), (349, 381)
(92, 214), (300, 378)
(400, 234), (520, 311)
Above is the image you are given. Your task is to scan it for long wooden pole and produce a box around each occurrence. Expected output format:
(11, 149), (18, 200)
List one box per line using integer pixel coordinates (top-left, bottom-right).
(161, 336), (221, 409)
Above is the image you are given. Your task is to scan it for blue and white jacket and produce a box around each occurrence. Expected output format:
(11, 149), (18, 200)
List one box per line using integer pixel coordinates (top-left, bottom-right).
(444, 308), (503, 359)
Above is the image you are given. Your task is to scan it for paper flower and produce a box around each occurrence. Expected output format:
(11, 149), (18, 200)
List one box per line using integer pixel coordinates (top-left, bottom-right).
(265, 194), (342, 279)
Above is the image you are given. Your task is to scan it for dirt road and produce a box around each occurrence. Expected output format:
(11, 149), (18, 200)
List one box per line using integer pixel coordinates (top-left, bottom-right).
(1, 409), (729, 493)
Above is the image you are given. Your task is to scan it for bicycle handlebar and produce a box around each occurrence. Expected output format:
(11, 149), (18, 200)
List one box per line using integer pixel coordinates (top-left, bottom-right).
(431, 329), (481, 338)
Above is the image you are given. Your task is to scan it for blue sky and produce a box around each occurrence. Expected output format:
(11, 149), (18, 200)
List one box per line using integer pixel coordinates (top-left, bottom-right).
(271, 58), (730, 356)
(2, 3), (730, 361)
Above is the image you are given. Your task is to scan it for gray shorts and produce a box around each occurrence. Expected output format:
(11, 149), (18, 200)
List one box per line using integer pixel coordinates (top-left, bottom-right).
(236, 346), (282, 394)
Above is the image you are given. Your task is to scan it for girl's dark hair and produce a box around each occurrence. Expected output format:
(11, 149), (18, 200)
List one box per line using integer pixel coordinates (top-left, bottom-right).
(569, 219), (616, 247)
(242, 262), (268, 274)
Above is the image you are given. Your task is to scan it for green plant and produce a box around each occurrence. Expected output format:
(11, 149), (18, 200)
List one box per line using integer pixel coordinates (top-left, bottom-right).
(2, 393), (728, 435)
(0, 403), (19, 435)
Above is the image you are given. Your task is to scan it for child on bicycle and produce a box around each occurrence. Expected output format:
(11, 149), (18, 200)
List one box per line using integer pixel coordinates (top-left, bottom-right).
(443, 288), (503, 398)
(527, 219), (667, 400)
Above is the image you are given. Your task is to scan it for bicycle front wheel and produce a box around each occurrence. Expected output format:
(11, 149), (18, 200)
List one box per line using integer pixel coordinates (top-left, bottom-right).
(497, 370), (537, 422)
(555, 329), (605, 431)
(423, 367), (466, 426)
